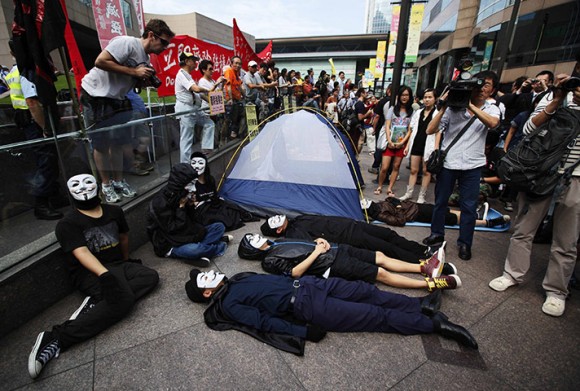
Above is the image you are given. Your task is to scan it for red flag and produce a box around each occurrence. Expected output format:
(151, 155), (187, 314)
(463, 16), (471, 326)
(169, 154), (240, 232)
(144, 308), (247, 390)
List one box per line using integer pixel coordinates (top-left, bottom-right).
(59, 0), (86, 98)
(150, 35), (234, 98)
(232, 18), (272, 70)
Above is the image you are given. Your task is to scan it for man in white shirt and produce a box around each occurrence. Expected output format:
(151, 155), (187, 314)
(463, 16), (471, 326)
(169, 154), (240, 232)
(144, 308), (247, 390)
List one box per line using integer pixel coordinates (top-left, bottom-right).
(175, 53), (221, 160)
(81, 19), (175, 203)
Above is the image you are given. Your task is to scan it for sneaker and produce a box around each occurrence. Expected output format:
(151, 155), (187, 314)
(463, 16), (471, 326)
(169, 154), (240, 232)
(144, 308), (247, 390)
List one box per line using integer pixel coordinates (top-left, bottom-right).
(504, 201), (514, 212)
(102, 183), (121, 203)
(442, 262), (457, 276)
(420, 242), (446, 278)
(487, 215), (511, 228)
(221, 235), (234, 243)
(112, 179), (137, 198)
(69, 296), (98, 320)
(367, 167), (379, 174)
(542, 296), (565, 317)
(199, 257), (211, 266)
(28, 332), (60, 379)
(477, 202), (489, 220)
(426, 274), (461, 291)
(489, 275), (517, 292)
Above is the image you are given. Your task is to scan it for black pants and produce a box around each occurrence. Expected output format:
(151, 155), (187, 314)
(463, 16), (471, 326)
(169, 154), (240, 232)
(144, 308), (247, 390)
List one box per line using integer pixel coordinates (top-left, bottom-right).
(348, 223), (428, 264)
(53, 262), (159, 350)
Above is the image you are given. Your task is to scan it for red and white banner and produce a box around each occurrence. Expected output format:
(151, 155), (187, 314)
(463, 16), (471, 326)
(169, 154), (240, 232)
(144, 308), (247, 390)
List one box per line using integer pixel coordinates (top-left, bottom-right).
(131, 0), (145, 34)
(91, 0), (127, 50)
(233, 18), (272, 70)
(150, 35), (235, 98)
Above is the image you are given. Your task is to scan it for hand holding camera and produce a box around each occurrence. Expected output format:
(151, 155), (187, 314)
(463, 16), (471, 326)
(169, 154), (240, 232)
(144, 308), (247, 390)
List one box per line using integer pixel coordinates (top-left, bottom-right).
(134, 63), (162, 88)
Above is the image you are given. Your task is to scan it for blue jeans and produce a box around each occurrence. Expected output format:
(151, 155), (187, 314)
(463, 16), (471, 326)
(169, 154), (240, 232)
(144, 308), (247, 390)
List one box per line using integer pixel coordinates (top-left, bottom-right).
(431, 166), (482, 248)
(169, 223), (226, 260)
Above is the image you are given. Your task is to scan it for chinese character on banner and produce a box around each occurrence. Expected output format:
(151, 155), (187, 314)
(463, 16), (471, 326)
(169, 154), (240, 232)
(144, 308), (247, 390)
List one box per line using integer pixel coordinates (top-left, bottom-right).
(209, 91), (225, 115)
(92, 0), (127, 49)
(131, 0), (145, 33)
(245, 105), (258, 139)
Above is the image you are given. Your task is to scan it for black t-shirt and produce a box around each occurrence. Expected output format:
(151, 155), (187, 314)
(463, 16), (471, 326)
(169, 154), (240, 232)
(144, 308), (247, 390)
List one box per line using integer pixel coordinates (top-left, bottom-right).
(354, 101), (367, 116)
(55, 205), (129, 273)
(482, 147), (506, 179)
(195, 177), (216, 203)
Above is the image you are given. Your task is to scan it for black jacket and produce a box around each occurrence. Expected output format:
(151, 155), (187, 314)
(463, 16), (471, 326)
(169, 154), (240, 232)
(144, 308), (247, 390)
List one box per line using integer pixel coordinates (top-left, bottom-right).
(261, 239), (339, 276)
(285, 215), (358, 242)
(203, 272), (306, 355)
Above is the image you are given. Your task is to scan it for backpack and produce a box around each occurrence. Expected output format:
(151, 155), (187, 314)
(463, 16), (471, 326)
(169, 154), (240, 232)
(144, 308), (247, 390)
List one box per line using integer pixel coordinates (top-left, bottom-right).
(340, 105), (359, 133)
(497, 107), (580, 199)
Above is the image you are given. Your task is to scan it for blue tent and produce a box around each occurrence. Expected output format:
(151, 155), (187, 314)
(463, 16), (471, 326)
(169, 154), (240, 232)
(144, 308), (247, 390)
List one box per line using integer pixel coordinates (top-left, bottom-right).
(220, 111), (364, 220)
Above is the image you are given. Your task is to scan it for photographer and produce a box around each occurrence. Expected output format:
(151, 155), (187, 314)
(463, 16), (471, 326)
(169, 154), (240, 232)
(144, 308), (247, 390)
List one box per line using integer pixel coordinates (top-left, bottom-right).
(423, 71), (501, 260)
(489, 74), (580, 317)
(81, 19), (175, 203)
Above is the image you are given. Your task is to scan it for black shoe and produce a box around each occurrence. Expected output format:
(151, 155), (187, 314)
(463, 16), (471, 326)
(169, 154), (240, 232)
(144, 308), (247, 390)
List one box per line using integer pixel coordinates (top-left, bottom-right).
(221, 235), (234, 243)
(28, 331), (61, 379)
(458, 244), (472, 260)
(424, 246), (436, 258)
(422, 234), (445, 247)
(432, 312), (478, 349)
(442, 262), (457, 276)
(34, 205), (63, 220)
(420, 290), (442, 317)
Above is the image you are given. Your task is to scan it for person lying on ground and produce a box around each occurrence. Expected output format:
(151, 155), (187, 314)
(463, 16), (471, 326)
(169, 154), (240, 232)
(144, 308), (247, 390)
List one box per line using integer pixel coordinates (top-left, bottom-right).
(238, 233), (460, 291)
(185, 269), (479, 355)
(147, 163), (231, 265)
(260, 214), (452, 273)
(28, 173), (159, 379)
(362, 198), (510, 228)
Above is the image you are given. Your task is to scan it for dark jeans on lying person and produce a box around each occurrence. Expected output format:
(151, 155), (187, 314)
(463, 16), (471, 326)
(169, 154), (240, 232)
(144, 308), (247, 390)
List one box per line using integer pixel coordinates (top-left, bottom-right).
(431, 166), (481, 248)
(53, 261), (159, 350)
(293, 276), (434, 334)
(349, 223), (428, 263)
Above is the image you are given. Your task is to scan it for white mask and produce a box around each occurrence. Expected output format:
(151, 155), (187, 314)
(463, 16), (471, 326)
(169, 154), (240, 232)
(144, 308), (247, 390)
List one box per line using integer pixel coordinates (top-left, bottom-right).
(67, 174), (98, 201)
(268, 215), (287, 229)
(196, 270), (226, 289)
(246, 233), (268, 249)
(191, 157), (206, 175)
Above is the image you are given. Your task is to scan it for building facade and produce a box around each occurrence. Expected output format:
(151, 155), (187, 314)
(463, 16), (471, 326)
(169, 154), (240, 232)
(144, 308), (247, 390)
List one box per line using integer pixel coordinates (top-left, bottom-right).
(417, 0), (579, 90)
(365, 0), (392, 34)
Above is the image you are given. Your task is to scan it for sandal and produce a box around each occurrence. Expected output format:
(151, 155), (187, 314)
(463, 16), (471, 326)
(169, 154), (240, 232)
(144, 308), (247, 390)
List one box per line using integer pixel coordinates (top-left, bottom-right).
(386, 190), (395, 198)
(374, 187), (382, 195)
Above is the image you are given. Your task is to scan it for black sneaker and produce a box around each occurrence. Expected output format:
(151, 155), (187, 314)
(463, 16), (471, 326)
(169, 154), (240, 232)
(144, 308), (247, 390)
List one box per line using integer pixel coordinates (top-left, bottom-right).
(487, 215), (511, 228)
(28, 331), (60, 379)
(221, 235), (234, 243)
(69, 296), (98, 320)
(476, 202), (489, 220)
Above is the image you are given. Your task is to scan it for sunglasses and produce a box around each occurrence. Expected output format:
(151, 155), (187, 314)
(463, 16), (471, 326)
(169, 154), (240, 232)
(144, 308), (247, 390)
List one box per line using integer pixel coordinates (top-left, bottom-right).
(153, 33), (170, 48)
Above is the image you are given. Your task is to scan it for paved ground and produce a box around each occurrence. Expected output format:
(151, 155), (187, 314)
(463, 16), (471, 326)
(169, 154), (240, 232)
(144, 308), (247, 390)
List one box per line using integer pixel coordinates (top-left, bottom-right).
(1, 142), (579, 390)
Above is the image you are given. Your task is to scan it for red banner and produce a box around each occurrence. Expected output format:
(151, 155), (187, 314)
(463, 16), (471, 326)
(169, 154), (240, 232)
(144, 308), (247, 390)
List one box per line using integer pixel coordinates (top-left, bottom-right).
(150, 35), (235, 98)
(232, 18), (272, 70)
(91, 0), (127, 50)
(131, 0), (145, 33)
(60, 0), (86, 97)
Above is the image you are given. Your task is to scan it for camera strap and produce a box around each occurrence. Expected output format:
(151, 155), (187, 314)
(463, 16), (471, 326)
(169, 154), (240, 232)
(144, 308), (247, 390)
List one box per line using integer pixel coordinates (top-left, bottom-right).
(442, 116), (477, 154)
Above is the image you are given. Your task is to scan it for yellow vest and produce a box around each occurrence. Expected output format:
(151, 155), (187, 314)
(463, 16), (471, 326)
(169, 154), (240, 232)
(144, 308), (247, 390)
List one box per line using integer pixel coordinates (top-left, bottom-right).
(5, 66), (28, 110)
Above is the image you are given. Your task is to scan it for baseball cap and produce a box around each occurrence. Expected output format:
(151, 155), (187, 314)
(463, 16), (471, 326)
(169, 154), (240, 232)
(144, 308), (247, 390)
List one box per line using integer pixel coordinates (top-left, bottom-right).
(248, 60), (258, 68)
(179, 51), (199, 62)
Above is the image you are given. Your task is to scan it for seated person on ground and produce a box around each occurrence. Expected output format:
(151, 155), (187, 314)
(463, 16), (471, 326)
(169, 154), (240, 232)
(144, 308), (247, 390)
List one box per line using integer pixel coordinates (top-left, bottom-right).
(238, 233), (460, 291)
(362, 198), (510, 228)
(28, 173), (159, 379)
(147, 163), (230, 265)
(185, 270), (478, 355)
(188, 152), (257, 231)
(260, 214), (441, 267)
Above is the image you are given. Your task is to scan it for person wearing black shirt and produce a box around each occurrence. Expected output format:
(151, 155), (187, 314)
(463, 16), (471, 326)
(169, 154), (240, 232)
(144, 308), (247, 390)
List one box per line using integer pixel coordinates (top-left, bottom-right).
(28, 174), (159, 379)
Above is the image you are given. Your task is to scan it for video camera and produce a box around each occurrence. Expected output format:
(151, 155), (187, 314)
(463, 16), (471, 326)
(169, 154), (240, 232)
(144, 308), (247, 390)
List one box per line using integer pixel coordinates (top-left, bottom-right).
(444, 58), (484, 109)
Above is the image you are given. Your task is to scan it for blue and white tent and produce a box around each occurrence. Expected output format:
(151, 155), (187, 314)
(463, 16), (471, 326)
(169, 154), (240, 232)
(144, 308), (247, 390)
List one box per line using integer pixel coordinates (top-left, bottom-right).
(220, 110), (364, 220)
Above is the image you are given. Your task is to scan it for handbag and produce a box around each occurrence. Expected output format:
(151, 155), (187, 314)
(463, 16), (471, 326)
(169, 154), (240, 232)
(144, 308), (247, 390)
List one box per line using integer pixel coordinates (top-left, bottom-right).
(376, 127), (387, 150)
(426, 116), (477, 174)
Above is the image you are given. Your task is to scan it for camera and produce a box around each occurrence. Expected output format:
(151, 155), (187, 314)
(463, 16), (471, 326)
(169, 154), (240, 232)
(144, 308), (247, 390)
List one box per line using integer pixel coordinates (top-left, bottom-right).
(135, 62), (162, 88)
(445, 58), (484, 109)
(562, 77), (580, 91)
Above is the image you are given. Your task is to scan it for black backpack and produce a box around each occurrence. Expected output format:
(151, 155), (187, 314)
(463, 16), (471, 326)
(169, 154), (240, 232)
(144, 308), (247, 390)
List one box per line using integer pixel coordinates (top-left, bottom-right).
(340, 105), (359, 133)
(497, 107), (580, 199)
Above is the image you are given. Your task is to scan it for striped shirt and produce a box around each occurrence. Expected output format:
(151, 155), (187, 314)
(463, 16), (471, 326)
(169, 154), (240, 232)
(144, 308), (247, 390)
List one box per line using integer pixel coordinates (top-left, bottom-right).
(523, 91), (580, 177)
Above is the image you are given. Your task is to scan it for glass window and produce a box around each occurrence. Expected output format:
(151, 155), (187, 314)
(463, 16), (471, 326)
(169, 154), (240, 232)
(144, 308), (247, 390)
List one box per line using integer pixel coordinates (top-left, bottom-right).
(122, 0), (133, 30)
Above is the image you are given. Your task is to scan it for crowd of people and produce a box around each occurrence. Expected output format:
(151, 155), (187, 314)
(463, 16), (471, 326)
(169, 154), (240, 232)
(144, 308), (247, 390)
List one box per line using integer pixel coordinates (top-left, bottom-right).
(12, 17), (579, 380)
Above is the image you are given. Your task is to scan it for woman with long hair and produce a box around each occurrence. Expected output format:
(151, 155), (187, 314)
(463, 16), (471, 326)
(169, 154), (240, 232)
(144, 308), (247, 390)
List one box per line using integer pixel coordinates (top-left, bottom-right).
(375, 86), (414, 197)
(399, 88), (438, 203)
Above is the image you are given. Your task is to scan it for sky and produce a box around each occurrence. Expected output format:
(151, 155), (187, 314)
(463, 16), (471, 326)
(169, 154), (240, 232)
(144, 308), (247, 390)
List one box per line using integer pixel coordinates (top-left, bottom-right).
(142, 0), (366, 39)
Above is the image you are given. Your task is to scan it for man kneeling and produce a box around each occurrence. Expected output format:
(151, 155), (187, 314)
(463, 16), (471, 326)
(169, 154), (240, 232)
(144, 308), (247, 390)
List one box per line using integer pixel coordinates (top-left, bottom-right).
(185, 270), (478, 355)
(238, 233), (461, 291)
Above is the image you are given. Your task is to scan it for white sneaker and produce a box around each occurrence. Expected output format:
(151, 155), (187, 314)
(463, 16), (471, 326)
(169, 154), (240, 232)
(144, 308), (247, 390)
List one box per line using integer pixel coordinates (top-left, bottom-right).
(113, 179), (136, 198)
(542, 296), (565, 317)
(489, 275), (517, 292)
(102, 184), (121, 203)
(477, 202), (489, 221)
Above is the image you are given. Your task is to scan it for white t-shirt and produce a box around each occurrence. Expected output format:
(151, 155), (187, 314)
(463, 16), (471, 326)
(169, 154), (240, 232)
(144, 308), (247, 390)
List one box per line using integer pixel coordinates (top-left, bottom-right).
(175, 69), (201, 107)
(198, 77), (216, 109)
(81, 36), (149, 100)
(20, 75), (37, 99)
